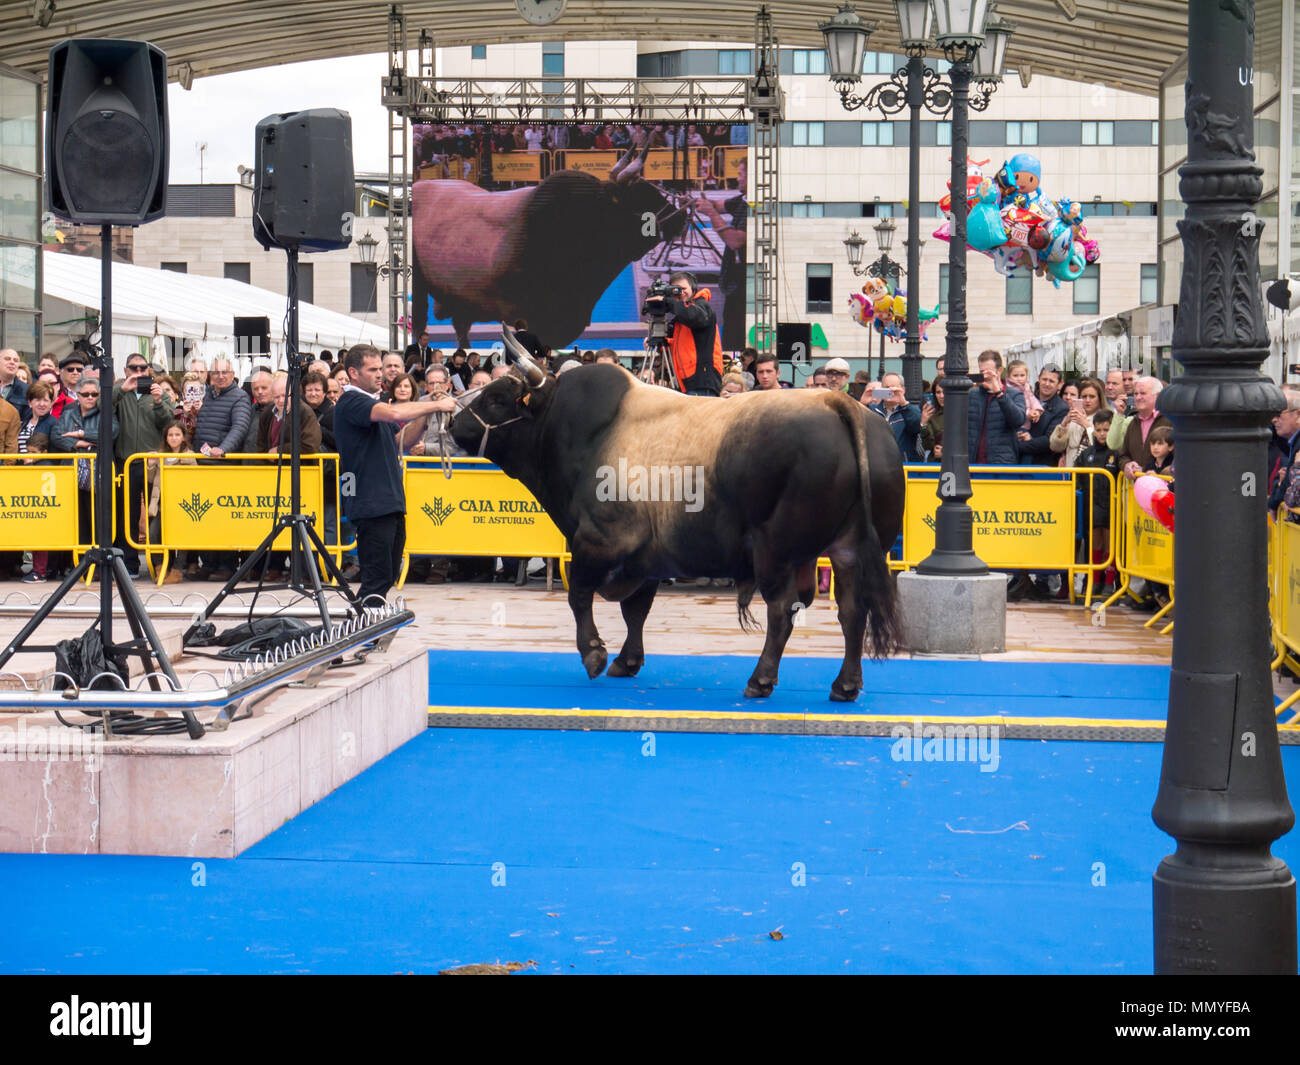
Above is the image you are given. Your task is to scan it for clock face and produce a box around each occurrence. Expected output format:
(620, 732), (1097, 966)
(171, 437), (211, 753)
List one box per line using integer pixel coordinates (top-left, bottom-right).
(516, 0), (567, 26)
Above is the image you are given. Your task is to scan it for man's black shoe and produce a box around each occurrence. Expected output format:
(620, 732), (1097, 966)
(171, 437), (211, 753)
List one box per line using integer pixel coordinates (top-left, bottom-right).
(1006, 574), (1033, 602)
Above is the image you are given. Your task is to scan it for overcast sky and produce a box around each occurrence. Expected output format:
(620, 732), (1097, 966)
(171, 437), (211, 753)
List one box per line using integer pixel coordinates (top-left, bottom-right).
(165, 52), (393, 184)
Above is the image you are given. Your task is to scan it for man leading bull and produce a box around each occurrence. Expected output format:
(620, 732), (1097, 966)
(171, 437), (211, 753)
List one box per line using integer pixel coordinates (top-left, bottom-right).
(644, 270), (724, 397)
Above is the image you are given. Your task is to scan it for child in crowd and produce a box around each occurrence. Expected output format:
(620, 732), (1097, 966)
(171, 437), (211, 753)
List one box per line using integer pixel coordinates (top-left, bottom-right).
(1075, 409), (1119, 596)
(1144, 425), (1175, 478)
(149, 423), (197, 584)
(1004, 359), (1043, 431)
(21, 434), (50, 584)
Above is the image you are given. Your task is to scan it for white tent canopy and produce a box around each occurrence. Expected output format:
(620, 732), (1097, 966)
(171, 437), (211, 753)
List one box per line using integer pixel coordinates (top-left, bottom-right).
(41, 249), (386, 372)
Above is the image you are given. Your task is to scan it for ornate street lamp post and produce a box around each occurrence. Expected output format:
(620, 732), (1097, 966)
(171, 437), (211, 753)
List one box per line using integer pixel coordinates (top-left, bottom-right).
(1152, 0), (1296, 973)
(355, 231), (412, 350)
(823, 0), (1012, 653)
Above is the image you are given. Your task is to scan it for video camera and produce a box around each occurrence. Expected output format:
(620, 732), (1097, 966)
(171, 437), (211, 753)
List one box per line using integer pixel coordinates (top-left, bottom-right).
(641, 278), (685, 344)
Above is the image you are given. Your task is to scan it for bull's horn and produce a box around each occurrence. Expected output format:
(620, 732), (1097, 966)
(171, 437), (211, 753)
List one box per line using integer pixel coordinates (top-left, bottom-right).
(502, 323), (546, 387)
(613, 136), (653, 184)
(608, 143), (637, 182)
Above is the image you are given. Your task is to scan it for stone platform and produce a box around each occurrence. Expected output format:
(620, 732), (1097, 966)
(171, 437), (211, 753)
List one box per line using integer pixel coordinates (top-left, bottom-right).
(0, 590), (426, 858)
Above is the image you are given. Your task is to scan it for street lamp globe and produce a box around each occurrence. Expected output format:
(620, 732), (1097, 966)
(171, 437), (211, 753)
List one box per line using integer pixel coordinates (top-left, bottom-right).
(819, 4), (876, 83)
(844, 229), (867, 269)
(874, 216), (898, 254)
(972, 8), (1015, 82)
(355, 232), (379, 265)
(932, 0), (991, 49)
(894, 0), (934, 49)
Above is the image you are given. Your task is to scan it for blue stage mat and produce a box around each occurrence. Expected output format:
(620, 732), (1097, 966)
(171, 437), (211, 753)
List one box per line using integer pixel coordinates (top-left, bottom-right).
(6, 728), (1297, 974)
(427, 651), (1172, 723)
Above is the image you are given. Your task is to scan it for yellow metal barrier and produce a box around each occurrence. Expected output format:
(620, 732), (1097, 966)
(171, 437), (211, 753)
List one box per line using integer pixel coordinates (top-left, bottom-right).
(0, 453), (98, 578)
(1271, 507), (1300, 721)
(124, 452), (340, 584)
(891, 465), (1117, 607)
(1095, 474), (1174, 632)
(398, 457), (566, 588)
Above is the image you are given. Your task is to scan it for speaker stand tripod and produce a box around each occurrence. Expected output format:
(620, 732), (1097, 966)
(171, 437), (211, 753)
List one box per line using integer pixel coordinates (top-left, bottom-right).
(184, 246), (361, 645)
(0, 224), (202, 739)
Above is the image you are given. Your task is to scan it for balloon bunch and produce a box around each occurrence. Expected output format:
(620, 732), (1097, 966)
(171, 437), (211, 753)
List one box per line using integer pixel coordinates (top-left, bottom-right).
(847, 276), (940, 342)
(1134, 474), (1175, 533)
(933, 153), (1101, 288)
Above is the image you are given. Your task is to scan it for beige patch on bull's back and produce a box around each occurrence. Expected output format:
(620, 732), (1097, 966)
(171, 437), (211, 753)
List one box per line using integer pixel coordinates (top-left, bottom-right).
(592, 379), (854, 539)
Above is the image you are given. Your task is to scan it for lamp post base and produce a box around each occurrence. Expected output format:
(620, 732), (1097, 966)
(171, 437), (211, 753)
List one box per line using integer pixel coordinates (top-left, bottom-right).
(1153, 852), (1296, 974)
(897, 571), (1006, 655)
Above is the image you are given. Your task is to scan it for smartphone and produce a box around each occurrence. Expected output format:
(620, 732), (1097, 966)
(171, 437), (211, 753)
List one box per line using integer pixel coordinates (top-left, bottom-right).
(871, 388), (893, 400)
(967, 372), (986, 383)
(1069, 398), (1084, 412)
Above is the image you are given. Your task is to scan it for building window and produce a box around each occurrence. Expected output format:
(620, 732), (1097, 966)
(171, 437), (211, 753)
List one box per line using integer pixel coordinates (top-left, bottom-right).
(936, 122), (952, 146)
(861, 122), (895, 146)
(1140, 263), (1158, 305)
(223, 262), (251, 285)
(1151, 120), (1159, 145)
(1083, 120), (1115, 146)
(542, 41), (564, 77)
(938, 264), (949, 314)
(792, 122), (825, 146)
(792, 202), (824, 218)
(806, 263), (833, 314)
(471, 45), (487, 60)
(298, 262), (314, 305)
(161, 262), (187, 274)
(1073, 264), (1100, 315)
(861, 52), (895, 75)
(718, 49), (750, 75)
(792, 49), (827, 75)
(1006, 121), (1038, 145)
(1006, 274), (1033, 315)
(350, 264), (377, 314)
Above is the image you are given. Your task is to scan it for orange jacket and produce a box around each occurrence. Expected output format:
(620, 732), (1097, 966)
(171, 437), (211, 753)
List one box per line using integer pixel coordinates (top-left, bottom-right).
(666, 288), (724, 394)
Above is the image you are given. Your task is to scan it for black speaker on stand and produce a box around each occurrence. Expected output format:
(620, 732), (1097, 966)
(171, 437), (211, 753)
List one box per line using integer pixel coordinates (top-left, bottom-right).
(777, 322), (812, 386)
(234, 316), (271, 361)
(185, 109), (362, 646)
(0, 39), (203, 739)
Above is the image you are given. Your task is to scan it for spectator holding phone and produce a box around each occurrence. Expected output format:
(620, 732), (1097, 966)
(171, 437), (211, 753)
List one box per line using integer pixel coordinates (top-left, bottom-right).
(1050, 376), (1109, 467)
(867, 372), (922, 462)
(968, 350), (1026, 465)
(920, 379), (945, 460)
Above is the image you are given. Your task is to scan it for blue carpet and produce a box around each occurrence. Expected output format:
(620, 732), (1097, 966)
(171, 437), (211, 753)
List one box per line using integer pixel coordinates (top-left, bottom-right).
(428, 652), (1171, 722)
(6, 727), (1293, 974)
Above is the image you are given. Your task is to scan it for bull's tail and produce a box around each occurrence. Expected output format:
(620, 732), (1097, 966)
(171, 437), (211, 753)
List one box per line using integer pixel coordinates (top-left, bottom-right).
(838, 399), (901, 659)
(736, 578), (761, 632)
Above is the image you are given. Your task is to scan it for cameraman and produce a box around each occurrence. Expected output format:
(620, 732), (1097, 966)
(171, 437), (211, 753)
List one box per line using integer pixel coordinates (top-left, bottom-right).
(646, 271), (724, 397)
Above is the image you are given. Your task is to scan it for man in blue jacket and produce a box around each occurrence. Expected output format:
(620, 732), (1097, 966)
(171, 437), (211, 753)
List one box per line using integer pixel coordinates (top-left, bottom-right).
(968, 350), (1026, 465)
(1016, 363), (1068, 465)
(868, 372), (922, 462)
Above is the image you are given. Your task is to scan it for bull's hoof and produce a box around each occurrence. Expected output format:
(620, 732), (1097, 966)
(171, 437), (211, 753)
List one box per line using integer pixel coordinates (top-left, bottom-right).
(829, 682), (861, 703)
(582, 649), (608, 679)
(606, 657), (642, 678)
(744, 678), (775, 698)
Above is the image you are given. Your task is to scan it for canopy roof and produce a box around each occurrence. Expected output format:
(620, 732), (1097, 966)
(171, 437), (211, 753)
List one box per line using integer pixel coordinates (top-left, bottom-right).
(43, 249), (387, 354)
(1, 2), (1189, 96)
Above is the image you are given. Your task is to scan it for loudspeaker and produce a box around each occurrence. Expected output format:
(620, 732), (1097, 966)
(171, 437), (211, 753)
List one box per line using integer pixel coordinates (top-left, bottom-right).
(253, 109), (354, 252)
(234, 316), (271, 357)
(776, 322), (812, 364)
(46, 39), (168, 225)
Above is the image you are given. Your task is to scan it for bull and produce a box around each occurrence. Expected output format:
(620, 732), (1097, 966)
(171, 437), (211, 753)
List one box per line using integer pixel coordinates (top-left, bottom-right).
(447, 326), (905, 702)
(411, 141), (685, 349)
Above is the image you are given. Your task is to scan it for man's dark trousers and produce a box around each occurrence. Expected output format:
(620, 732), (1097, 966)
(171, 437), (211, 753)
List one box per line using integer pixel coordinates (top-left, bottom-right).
(354, 511), (405, 603)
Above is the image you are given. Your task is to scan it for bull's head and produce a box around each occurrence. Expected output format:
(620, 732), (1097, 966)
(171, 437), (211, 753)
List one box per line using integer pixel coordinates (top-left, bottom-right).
(603, 138), (689, 248)
(449, 324), (551, 465)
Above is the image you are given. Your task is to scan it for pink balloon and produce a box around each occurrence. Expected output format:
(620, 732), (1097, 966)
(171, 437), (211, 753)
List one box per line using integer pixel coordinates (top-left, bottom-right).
(1133, 474), (1165, 516)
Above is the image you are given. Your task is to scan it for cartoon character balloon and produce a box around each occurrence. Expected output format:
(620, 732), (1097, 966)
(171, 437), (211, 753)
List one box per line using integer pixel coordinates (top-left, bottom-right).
(933, 153), (1099, 288)
(847, 280), (939, 342)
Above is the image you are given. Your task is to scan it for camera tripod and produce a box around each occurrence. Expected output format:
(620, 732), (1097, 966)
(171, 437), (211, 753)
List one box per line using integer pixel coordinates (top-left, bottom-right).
(633, 335), (680, 392)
